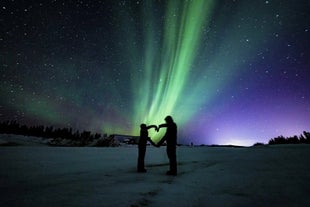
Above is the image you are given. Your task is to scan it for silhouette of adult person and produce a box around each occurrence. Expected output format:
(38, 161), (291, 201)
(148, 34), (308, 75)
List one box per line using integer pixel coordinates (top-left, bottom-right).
(157, 116), (177, 175)
(137, 124), (158, 173)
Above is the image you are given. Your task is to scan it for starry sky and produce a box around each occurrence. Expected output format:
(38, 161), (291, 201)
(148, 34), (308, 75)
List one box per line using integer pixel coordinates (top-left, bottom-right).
(1, 0), (309, 146)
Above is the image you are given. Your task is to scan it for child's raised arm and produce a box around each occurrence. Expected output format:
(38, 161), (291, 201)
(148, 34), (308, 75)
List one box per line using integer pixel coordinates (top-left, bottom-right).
(147, 125), (158, 131)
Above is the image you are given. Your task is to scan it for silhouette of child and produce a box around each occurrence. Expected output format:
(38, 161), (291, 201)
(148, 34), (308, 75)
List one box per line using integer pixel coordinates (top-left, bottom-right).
(137, 124), (158, 173)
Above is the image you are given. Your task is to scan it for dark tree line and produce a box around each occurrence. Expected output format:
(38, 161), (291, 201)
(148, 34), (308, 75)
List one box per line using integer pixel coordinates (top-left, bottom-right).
(0, 120), (102, 142)
(268, 131), (310, 145)
(2, 120), (309, 147)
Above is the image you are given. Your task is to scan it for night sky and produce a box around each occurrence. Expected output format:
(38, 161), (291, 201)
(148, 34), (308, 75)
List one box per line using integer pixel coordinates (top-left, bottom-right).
(1, 0), (309, 146)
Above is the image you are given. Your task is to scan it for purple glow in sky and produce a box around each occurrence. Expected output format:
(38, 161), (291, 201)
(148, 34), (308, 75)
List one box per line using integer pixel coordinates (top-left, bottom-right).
(1, 0), (309, 146)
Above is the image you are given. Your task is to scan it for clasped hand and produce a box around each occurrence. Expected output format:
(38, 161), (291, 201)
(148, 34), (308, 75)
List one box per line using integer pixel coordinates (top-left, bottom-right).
(155, 126), (160, 132)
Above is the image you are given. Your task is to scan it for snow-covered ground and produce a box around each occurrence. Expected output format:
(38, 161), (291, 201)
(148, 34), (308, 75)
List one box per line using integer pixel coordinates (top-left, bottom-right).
(0, 136), (310, 207)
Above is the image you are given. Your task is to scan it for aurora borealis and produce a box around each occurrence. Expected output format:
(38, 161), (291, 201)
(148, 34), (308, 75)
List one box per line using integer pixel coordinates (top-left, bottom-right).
(1, 0), (309, 145)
